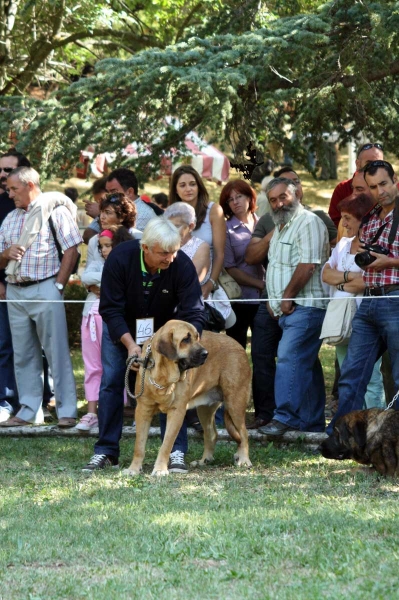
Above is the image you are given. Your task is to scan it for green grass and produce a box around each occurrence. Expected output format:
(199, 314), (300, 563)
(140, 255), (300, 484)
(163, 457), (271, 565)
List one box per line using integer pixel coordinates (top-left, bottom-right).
(1, 437), (399, 599)
(2, 346), (388, 600)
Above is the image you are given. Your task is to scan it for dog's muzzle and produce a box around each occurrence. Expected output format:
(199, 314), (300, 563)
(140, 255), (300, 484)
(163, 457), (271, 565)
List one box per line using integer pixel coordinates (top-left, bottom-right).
(178, 348), (208, 371)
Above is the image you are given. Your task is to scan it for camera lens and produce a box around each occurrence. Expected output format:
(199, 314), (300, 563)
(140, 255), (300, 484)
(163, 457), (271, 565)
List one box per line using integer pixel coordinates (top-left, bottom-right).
(355, 251), (375, 268)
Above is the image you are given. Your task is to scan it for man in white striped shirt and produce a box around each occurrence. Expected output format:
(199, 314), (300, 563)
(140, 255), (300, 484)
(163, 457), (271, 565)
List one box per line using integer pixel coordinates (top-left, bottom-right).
(259, 178), (329, 435)
(0, 167), (82, 428)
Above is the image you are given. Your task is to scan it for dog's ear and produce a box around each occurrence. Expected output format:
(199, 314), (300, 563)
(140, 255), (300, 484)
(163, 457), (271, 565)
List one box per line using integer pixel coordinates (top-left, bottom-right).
(156, 330), (178, 360)
(339, 420), (351, 446)
(352, 420), (368, 450)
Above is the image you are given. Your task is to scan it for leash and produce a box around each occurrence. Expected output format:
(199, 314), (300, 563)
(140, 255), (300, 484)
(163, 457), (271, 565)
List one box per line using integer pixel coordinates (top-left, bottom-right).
(385, 389), (399, 411)
(124, 337), (155, 400)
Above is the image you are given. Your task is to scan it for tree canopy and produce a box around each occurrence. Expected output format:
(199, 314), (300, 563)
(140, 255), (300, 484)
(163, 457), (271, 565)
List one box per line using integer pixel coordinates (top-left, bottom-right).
(1, 0), (398, 180)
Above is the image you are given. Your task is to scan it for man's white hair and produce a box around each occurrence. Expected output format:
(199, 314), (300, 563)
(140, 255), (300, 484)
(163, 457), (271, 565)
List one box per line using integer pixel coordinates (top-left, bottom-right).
(163, 201), (196, 226)
(140, 217), (181, 251)
(8, 166), (41, 190)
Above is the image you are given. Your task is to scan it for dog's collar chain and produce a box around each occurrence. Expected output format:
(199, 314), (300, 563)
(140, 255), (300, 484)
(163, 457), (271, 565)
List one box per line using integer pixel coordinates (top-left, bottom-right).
(124, 336), (155, 400)
(385, 389), (399, 411)
(148, 376), (167, 390)
(148, 374), (180, 390)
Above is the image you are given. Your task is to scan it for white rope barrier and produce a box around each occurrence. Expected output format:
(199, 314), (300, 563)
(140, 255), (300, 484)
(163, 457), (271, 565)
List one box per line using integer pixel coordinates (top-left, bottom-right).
(1, 295), (399, 304)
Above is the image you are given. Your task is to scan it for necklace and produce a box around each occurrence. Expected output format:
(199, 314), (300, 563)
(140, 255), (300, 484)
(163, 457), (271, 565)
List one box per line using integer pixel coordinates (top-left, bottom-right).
(340, 239), (356, 271)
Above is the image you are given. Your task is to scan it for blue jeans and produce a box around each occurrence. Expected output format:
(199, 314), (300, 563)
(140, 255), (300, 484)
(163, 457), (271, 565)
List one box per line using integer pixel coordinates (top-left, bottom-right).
(0, 298), (18, 411)
(327, 293), (399, 434)
(274, 305), (326, 431)
(251, 303), (282, 421)
(95, 324), (187, 458)
(335, 346), (385, 409)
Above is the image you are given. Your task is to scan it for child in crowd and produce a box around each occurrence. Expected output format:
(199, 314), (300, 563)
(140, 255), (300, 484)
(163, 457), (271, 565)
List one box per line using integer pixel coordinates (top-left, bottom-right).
(77, 226), (132, 431)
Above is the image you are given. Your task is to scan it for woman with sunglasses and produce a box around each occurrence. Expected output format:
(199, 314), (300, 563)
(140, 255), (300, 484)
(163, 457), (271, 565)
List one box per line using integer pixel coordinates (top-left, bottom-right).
(79, 193), (141, 430)
(86, 192), (142, 266)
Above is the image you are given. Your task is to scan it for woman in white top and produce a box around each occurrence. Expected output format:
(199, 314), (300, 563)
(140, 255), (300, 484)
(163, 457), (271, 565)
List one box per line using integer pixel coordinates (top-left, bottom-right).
(169, 165), (225, 299)
(164, 202), (233, 324)
(164, 202), (232, 430)
(322, 193), (385, 409)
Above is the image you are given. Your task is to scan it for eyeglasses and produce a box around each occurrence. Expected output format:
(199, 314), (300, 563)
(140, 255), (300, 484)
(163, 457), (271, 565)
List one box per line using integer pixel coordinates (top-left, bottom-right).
(363, 160), (392, 173)
(0, 167), (14, 173)
(357, 143), (383, 157)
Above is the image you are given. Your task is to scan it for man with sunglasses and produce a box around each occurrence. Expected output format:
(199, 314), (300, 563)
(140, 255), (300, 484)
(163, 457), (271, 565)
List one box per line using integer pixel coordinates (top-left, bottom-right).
(328, 143), (384, 227)
(0, 150), (31, 422)
(326, 160), (399, 434)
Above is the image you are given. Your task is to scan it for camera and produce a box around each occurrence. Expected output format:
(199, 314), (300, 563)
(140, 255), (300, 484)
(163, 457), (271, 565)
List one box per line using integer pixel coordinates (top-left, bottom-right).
(354, 243), (389, 268)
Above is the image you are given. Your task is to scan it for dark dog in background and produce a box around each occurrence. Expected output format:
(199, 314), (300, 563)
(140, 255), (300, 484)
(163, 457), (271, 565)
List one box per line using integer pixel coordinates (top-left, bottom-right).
(320, 408), (399, 477)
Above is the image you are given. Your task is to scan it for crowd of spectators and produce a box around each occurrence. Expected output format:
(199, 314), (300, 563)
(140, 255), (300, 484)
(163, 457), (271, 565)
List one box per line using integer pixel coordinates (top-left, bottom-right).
(0, 144), (398, 473)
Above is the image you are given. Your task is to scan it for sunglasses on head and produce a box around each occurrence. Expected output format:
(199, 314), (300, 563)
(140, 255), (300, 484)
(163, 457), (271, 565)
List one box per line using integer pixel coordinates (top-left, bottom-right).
(357, 143), (383, 157)
(106, 193), (121, 203)
(363, 160), (392, 173)
(0, 167), (14, 173)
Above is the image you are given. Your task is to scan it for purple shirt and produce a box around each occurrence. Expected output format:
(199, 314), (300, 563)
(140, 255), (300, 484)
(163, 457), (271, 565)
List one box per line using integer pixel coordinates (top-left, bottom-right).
(224, 215), (265, 301)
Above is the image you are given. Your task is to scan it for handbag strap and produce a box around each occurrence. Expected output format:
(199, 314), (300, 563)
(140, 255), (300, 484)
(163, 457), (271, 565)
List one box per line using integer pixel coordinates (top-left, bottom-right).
(48, 215), (63, 263)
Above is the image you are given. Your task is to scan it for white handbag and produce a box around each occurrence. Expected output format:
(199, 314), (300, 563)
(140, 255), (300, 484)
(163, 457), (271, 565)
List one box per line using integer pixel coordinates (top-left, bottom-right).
(319, 297), (357, 346)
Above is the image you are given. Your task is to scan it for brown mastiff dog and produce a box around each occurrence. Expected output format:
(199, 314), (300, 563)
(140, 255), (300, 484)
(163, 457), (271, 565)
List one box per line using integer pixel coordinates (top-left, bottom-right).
(320, 408), (399, 477)
(124, 320), (252, 476)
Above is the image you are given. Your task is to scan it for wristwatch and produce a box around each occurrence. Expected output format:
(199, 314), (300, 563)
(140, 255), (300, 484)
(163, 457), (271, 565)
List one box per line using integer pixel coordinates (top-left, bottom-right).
(54, 282), (64, 292)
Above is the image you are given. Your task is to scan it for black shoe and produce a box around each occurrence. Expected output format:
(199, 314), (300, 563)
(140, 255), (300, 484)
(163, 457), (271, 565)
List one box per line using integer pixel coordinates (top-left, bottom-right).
(247, 417), (270, 430)
(168, 450), (188, 474)
(82, 454), (119, 472)
(258, 419), (297, 436)
(190, 421), (204, 433)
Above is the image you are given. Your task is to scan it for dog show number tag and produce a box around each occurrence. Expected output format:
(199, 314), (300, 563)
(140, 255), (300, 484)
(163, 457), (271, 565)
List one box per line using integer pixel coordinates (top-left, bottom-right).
(136, 318), (154, 345)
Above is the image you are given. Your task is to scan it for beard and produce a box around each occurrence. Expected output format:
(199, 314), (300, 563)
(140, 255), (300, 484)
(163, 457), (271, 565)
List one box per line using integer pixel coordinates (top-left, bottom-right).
(271, 199), (300, 226)
(0, 178), (7, 191)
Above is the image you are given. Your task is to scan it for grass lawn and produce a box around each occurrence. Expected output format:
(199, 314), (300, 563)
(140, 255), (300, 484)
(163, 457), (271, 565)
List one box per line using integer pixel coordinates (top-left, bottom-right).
(1, 437), (399, 600)
(1, 347), (399, 599)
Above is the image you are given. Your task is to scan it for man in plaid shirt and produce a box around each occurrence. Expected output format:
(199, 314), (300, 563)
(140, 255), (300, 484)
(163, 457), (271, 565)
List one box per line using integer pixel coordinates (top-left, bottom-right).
(0, 167), (82, 428)
(327, 160), (399, 433)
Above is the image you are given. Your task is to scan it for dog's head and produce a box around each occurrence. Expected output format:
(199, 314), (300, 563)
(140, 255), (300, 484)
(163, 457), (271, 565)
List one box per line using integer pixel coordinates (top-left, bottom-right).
(155, 320), (208, 371)
(320, 410), (380, 464)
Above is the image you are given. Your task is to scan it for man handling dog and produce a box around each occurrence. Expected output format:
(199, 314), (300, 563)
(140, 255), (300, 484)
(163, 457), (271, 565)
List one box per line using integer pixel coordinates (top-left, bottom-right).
(82, 218), (206, 473)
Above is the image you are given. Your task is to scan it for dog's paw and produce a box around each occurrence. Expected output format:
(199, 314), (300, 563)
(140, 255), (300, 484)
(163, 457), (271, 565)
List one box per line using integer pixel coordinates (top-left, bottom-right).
(122, 467), (142, 476)
(190, 457), (214, 467)
(151, 468), (169, 477)
(234, 454), (252, 467)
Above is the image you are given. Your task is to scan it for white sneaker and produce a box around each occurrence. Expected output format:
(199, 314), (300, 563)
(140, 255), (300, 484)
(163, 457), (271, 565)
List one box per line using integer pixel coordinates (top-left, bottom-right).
(0, 401), (13, 423)
(76, 413), (99, 431)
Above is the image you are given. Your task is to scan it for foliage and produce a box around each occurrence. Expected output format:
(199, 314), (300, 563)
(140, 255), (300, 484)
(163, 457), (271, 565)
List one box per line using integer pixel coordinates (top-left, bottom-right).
(1, 0), (398, 181)
(0, 0), (252, 96)
(1, 436), (399, 599)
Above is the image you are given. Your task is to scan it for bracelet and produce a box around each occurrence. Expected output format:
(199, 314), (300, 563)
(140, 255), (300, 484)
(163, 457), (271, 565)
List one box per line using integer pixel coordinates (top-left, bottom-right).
(343, 271), (349, 283)
(337, 283), (345, 292)
(208, 278), (218, 291)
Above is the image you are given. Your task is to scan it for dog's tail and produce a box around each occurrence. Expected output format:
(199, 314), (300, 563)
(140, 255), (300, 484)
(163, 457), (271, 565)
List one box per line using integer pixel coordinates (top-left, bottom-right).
(224, 410), (242, 444)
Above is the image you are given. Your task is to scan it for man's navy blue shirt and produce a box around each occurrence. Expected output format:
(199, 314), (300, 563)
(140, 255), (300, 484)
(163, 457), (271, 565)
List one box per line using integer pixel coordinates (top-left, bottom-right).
(99, 240), (206, 342)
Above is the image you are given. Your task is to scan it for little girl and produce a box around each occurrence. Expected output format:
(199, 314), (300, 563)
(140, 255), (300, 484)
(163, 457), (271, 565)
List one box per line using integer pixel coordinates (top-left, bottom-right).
(77, 226), (132, 431)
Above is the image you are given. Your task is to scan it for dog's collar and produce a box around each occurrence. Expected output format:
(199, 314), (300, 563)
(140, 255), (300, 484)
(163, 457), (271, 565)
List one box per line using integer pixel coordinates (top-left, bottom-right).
(148, 375), (167, 390)
(148, 374), (180, 390)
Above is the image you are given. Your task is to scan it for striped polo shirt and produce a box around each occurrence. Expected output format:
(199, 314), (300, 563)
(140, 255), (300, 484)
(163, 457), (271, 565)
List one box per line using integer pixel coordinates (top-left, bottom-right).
(266, 205), (329, 316)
